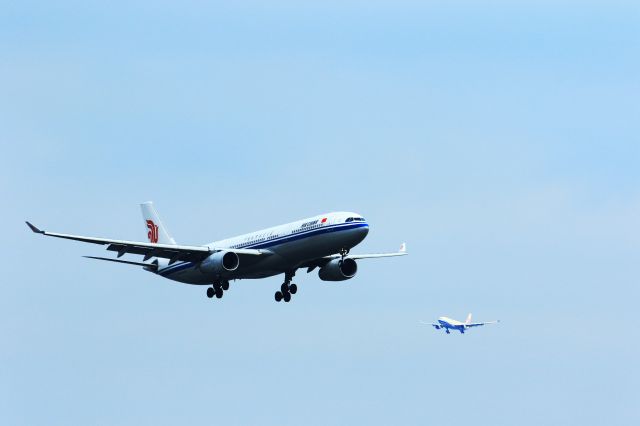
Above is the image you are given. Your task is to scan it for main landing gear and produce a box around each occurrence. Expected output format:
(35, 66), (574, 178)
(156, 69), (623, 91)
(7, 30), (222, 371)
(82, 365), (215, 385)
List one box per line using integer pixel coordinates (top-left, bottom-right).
(206, 280), (229, 300)
(275, 271), (297, 303)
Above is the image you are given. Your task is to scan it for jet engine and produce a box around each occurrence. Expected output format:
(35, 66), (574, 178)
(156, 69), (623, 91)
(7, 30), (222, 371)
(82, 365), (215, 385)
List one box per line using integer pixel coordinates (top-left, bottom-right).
(199, 251), (240, 275)
(318, 258), (358, 281)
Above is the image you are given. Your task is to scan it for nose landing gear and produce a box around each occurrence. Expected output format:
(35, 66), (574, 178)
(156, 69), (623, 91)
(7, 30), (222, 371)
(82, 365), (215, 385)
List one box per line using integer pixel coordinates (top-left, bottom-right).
(275, 271), (297, 303)
(339, 247), (350, 265)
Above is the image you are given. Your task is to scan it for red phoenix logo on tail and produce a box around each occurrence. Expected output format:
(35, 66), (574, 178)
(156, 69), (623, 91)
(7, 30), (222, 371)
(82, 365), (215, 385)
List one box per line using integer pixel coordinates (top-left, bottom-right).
(146, 220), (159, 243)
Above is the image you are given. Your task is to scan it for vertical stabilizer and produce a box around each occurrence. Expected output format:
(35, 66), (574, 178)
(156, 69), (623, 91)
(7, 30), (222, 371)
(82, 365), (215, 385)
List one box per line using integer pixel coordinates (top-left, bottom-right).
(140, 202), (177, 245)
(465, 313), (472, 325)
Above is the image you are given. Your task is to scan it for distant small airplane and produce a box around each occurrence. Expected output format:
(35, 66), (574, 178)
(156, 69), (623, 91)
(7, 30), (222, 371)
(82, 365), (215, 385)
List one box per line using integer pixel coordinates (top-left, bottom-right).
(421, 314), (499, 334)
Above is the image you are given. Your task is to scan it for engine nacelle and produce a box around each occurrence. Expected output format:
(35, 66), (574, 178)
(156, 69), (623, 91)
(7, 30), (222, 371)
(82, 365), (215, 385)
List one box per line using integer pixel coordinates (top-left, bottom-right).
(199, 251), (240, 276)
(318, 258), (358, 281)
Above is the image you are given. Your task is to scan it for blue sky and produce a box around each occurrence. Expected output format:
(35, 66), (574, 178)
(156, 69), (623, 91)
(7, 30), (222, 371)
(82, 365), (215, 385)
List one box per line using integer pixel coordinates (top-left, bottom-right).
(2, 1), (639, 425)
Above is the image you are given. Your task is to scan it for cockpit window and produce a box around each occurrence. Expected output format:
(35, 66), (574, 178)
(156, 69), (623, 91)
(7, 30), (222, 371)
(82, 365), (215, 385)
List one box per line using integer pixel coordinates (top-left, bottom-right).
(346, 217), (365, 222)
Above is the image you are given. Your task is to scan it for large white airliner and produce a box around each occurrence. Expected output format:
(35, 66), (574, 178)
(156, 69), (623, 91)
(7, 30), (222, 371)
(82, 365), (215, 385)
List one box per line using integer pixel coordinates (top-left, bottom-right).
(422, 314), (499, 334)
(26, 202), (406, 302)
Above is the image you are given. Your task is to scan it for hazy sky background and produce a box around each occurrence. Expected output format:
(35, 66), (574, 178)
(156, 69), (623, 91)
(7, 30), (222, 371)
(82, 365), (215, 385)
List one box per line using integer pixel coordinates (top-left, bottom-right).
(2, 1), (639, 425)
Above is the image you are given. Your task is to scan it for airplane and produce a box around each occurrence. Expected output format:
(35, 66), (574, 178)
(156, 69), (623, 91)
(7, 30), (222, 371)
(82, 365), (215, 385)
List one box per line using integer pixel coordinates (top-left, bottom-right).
(26, 202), (406, 302)
(422, 314), (499, 334)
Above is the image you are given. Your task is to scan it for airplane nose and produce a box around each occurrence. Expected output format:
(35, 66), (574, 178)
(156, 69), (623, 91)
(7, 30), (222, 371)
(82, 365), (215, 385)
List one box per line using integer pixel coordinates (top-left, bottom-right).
(338, 221), (369, 249)
(358, 223), (370, 239)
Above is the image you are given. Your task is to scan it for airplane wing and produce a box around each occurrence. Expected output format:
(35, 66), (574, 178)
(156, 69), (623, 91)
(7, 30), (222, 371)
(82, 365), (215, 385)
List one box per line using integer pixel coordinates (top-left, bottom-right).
(26, 221), (264, 263)
(419, 320), (440, 328)
(301, 243), (407, 271)
(323, 243), (407, 261)
(466, 320), (500, 328)
(344, 242), (407, 260)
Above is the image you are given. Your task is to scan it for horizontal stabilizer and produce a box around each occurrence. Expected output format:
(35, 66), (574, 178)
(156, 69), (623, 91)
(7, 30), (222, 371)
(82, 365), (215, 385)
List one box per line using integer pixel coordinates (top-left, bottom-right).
(83, 256), (158, 271)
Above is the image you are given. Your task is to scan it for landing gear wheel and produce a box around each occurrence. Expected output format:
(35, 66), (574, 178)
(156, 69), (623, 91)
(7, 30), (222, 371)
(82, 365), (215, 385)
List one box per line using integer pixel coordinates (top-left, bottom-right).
(206, 287), (214, 298)
(221, 281), (230, 291)
(276, 270), (297, 302)
(215, 288), (224, 299)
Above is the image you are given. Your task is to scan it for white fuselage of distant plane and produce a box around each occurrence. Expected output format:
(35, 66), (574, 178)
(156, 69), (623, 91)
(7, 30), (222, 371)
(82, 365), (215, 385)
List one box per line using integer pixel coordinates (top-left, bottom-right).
(424, 314), (499, 334)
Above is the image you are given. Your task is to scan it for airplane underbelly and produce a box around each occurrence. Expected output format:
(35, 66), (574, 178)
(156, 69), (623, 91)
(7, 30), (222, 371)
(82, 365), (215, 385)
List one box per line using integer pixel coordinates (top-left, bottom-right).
(159, 265), (209, 284)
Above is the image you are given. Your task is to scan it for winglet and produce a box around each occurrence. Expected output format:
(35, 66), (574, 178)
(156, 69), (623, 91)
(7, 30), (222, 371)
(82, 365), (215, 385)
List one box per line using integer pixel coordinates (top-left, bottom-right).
(25, 221), (44, 234)
(399, 242), (406, 253)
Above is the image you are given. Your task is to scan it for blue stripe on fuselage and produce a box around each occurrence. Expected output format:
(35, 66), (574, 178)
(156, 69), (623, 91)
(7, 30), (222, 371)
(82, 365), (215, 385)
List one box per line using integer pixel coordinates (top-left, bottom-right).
(158, 222), (368, 277)
(438, 320), (464, 331)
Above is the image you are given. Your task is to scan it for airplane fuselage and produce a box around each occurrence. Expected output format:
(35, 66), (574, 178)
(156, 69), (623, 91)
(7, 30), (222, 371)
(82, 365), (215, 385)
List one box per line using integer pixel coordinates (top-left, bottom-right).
(428, 314), (497, 334)
(436, 317), (467, 333)
(155, 212), (369, 284)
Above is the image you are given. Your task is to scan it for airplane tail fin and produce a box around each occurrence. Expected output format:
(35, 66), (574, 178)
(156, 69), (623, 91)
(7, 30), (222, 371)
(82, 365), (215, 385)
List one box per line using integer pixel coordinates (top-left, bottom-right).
(465, 313), (472, 325)
(140, 202), (177, 245)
